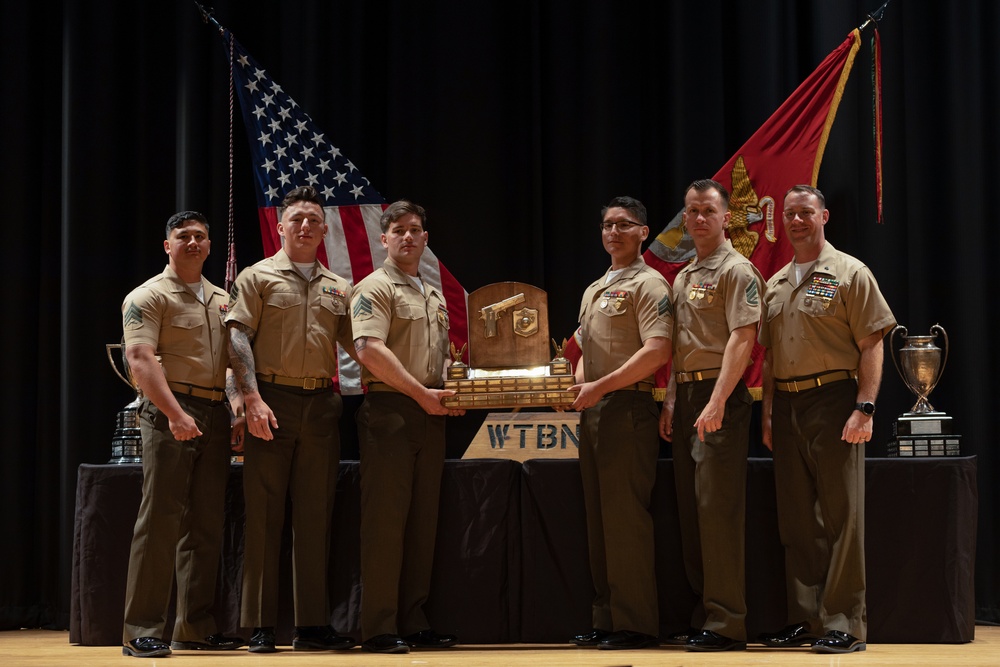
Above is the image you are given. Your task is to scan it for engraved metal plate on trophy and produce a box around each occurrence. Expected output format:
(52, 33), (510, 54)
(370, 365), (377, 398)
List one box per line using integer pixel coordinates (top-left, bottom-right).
(887, 323), (961, 456)
(106, 343), (144, 464)
(442, 282), (577, 409)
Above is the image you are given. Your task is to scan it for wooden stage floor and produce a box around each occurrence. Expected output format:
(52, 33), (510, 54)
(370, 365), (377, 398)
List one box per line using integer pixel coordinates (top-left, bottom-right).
(1, 627), (998, 666)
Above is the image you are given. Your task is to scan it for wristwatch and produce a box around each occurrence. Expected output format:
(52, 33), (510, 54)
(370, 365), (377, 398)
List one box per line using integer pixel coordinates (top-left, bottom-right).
(854, 401), (876, 416)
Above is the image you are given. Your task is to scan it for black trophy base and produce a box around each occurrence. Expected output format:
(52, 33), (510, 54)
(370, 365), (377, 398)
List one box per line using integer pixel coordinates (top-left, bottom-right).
(887, 433), (962, 457)
(893, 412), (952, 436)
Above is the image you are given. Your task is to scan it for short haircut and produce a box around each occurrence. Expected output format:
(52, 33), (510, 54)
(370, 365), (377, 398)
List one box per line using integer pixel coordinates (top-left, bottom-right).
(165, 211), (208, 239)
(601, 196), (647, 226)
(282, 185), (325, 209)
(785, 184), (826, 208)
(379, 200), (427, 233)
(685, 179), (730, 210)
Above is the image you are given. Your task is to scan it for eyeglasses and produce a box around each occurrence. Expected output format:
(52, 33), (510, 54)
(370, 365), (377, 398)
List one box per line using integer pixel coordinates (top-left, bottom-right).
(599, 220), (643, 233)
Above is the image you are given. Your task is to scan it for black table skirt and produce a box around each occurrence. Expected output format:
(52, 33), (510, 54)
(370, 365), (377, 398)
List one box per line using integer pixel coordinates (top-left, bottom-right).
(71, 457), (977, 645)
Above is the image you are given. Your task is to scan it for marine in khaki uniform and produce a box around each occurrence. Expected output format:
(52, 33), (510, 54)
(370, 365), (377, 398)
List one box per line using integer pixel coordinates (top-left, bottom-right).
(226, 186), (356, 653)
(121, 211), (244, 658)
(569, 196), (672, 651)
(658, 180), (763, 652)
(757, 185), (894, 655)
(350, 200), (464, 655)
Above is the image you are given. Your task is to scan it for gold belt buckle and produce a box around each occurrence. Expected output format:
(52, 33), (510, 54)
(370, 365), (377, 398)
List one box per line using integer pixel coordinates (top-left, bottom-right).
(303, 377), (317, 390)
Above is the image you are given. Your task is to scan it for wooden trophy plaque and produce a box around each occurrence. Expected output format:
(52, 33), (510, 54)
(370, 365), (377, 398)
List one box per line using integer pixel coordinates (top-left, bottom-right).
(442, 282), (576, 409)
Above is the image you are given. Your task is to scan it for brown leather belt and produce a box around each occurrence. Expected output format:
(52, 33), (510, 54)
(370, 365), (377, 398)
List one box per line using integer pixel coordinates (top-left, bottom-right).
(612, 381), (654, 393)
(256, 374), (332, 390)
(675, 368), (722, 384)
(365, 383), (400, 393)
(167, 381), (226, 402)
(774, 369), (857, 393)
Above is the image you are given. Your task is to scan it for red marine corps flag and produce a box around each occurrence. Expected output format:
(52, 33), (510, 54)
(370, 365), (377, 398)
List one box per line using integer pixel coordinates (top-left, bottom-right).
(217, 28), (469, 395)
(569, 28), (877, 398)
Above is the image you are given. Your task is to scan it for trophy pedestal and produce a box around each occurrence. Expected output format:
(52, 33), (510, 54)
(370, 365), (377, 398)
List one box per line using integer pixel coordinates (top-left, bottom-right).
(888, 413), (961, 457)
(443, 359), (576, 410)
(109, 397), (143, 464)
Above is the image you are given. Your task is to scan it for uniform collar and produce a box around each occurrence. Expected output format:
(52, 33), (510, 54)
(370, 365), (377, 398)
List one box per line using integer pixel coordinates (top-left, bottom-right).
(162, 264), (196, 293)
(602, 255), (646, 287)
(773, 240), (839, 285)
(272, 247), (338, 282)
(383, 257), (432, 293)
(690, 239), (733, 271)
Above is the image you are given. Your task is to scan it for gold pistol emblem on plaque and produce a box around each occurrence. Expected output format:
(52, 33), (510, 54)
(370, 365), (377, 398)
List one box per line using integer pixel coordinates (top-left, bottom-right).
(480, 292), (526, 338)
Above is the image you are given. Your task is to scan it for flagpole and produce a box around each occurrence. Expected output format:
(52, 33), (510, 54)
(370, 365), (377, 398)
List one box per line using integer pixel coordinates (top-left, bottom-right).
(859, 0), (892, 31)
(193, 2), (225, 35)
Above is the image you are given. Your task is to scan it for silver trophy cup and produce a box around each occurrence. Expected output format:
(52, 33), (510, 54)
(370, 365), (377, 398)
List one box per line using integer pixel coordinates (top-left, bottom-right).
(106, 343), (144, 464)
(890, 323), (948, 414)
(888, 323), (959, 455)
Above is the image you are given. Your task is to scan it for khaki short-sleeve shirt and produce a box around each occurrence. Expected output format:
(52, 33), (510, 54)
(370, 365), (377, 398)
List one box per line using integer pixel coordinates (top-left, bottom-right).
(759, 241), (895, 379)
(672, 240), (764, 373)
(224, 248), (354, 379)
(122, 265), (230, 389)
(350, 257), (451, 388)
(578, 256), (672, 383)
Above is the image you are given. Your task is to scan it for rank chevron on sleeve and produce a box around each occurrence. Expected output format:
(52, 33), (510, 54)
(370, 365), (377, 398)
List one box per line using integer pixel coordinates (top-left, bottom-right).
(353, 294), (373, 319)
(123, 302), (143, 328)
(745, 280), (759, 307)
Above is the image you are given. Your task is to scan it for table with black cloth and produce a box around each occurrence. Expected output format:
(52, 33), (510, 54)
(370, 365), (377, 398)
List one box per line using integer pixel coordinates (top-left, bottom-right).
(71, 457), (977, 645)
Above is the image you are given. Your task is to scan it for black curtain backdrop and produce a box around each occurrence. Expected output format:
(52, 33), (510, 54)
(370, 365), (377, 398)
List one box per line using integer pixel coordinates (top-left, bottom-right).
(2, 0), (998, 630)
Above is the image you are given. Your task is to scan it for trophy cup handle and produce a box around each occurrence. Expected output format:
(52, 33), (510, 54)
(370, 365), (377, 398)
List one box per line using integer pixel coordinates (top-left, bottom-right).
(106, 342), (138, 391)
(930, 323), (949, 393)
(889, 324), (908, 387)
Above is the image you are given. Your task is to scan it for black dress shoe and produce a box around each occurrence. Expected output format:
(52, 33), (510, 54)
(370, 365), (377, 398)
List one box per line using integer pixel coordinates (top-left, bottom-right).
(123, 637), (171, 658)
(663, 627), (698, 645)
(170, 633), (244, 650)
(293, 625), (356, 650)
(362, 633), (410, 653)
(570, 628), (612, 646)
(812, 630), (866, 654)
(598, 630), (659, 650)
(403, 629), (459, 648)
(757, 622), (820, 647)
(686, 629), (746, 652)
(249, 627), (277, 653)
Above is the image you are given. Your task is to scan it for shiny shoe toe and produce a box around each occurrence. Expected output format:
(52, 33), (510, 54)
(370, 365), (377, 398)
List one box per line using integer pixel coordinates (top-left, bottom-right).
(293, 625), (356, 650)
(570, 628), (611, 646)
(756, 622), (819, 648)
(170, 633), (244, 650)
(598, 630), (659, 650)
(362, 634), (410, 653)
(663, 627), (698, 645)
(403, 629), (458, 648)
(686, 629), (746, 651)
(812, 630), (866, 654)
(123, 637), (171, 658)
(249, 627), (277, 653)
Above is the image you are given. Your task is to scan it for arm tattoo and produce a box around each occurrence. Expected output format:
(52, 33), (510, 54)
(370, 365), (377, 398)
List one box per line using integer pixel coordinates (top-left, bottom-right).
(228, 322), (259, 394)
(354, 337), (369, 353)
(225, 372), (240, 404)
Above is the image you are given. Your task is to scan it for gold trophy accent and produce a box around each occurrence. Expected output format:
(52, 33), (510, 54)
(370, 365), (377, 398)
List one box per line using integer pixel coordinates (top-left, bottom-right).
(106, 343), (144, 464)
(480, 293), (526, 338)
(444, 283), (576, 409)
(888, 323), (960, 456)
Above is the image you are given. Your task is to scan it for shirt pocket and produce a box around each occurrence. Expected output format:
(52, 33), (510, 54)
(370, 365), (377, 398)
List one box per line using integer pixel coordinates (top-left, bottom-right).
(264, 291), (303, 335)
(320, 296), (347, 316)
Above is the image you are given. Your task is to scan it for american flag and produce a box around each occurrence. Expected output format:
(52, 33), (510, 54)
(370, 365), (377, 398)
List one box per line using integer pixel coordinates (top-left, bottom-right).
(223, 30), (469, 394)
